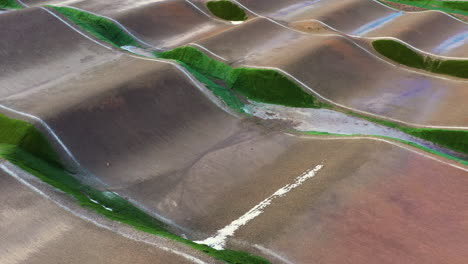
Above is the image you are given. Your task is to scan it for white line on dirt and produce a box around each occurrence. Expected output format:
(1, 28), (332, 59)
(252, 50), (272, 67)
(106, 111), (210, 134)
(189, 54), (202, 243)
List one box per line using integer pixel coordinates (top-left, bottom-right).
(0, 162), (208, 264)
(196, 164), (324, 250)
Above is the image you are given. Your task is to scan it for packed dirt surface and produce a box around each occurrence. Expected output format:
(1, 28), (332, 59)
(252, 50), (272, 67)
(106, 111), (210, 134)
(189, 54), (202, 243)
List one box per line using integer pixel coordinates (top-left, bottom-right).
(0, 163), (212, 264)
(1, 1), (467, 264)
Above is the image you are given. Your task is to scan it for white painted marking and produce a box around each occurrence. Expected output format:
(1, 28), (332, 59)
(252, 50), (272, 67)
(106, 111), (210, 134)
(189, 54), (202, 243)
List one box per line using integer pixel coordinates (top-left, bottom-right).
(196, 164), (324, 250)
(0, 162), (207, 264)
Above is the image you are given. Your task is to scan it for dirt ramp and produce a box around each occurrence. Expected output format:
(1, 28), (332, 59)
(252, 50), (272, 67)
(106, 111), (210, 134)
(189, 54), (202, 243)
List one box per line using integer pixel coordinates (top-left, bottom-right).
(195, 17), (468, 126)
(0, 7), (120, 99)
(109, 0), (232, 48)
(2, 58), (240, 188)
(232, 139), (468, 263)
(0, 167), (201, 264)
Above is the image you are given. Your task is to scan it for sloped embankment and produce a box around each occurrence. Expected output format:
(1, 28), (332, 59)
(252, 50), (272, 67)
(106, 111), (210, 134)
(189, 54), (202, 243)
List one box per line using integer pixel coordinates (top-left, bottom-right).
(373, 39), (468, 79)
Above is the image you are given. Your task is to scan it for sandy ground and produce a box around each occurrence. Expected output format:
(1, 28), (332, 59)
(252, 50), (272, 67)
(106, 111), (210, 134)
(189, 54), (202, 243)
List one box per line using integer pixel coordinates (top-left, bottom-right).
(0, 163), (212, 264)
(236, 0), (468, 57)
(382, 0), (468, 22)
(246, 102), (467, 159)
(194, 17), (468, 127)
(229, 140), (468, 263)
(20, 0), (234, 49)
(1, 2), (467, 264)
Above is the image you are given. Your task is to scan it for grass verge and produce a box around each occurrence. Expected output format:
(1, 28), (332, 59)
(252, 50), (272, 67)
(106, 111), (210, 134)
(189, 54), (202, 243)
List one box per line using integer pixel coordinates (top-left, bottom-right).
(345, 111), (468, 155)
(372, 39), (468, 79)
(0, 0), (22, 9)
(207, 0), (247, 21)
(383, 0), (468, 16)
(0, 112), (270, 264)
(49, 6), (140, 48)
(156, 46), (322, 108)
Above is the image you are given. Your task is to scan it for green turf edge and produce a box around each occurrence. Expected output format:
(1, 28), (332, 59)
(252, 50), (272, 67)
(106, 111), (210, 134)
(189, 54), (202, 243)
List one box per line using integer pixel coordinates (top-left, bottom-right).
(0, 113), (63, 168)
(302, 131), (468, 166)
(206, 0), (248, 21)
(0, 0), (22, 9)
(0, 126), (270, 263)
(372, 39), (468, 79)
(156, 46), (323, 108)
(343, 111), (468, 155)
(34, 6), (468, 157)
(48, 6), (140, 48)
(382, 0), (468, 16)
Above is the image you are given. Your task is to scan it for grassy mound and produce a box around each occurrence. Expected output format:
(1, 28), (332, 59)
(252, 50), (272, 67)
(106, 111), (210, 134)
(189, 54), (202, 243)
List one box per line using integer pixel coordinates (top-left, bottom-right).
(383, 0), (468, 16)
(49, 6), (140, 47)
(157, 46), (321, 108)
(227, 68), (320, 107)
(207, 0), (247, 21)
(0, 0), (22, 9)
(373, 39), (468, 79)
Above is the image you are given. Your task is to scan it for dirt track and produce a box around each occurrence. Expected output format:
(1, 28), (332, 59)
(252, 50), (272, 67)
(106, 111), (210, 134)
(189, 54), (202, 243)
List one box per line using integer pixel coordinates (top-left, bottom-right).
(1, 1), (467, 263)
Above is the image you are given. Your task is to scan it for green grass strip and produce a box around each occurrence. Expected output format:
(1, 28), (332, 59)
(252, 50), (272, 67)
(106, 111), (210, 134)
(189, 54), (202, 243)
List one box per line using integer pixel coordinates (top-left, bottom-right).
(373, 39), (468, 79)
(207, 0), (247, 21)
(346, 111), (468, 155)
(49, 6), (140, 48)
(0, 0), (22, 9)
(383, 0), (468, 16)
(0, 112), (269, 264)
(156, 46), (322, 108)
(0, 114), (62, 168)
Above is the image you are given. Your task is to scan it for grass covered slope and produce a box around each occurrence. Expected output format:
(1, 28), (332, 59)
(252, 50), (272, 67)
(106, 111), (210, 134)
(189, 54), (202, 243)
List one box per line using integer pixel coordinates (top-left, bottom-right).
(0, 114), (62, 167)
(0, 112), (269, 264)
(157, 46), (321, 108)
(48, 6), (140, 48)
(346, 112), (468, 155)
(373, 39), (468, 78)
(207, 0), (247, 21)
(0, 0), (22, 9)
(227, 68), (320, 107)
(383, 0), (468, 16)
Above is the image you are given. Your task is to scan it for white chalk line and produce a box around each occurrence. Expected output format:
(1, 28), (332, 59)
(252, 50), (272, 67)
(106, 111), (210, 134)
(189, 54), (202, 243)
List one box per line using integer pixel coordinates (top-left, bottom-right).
(196, 164), (324, 250)
(0, 162), (208, 264)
